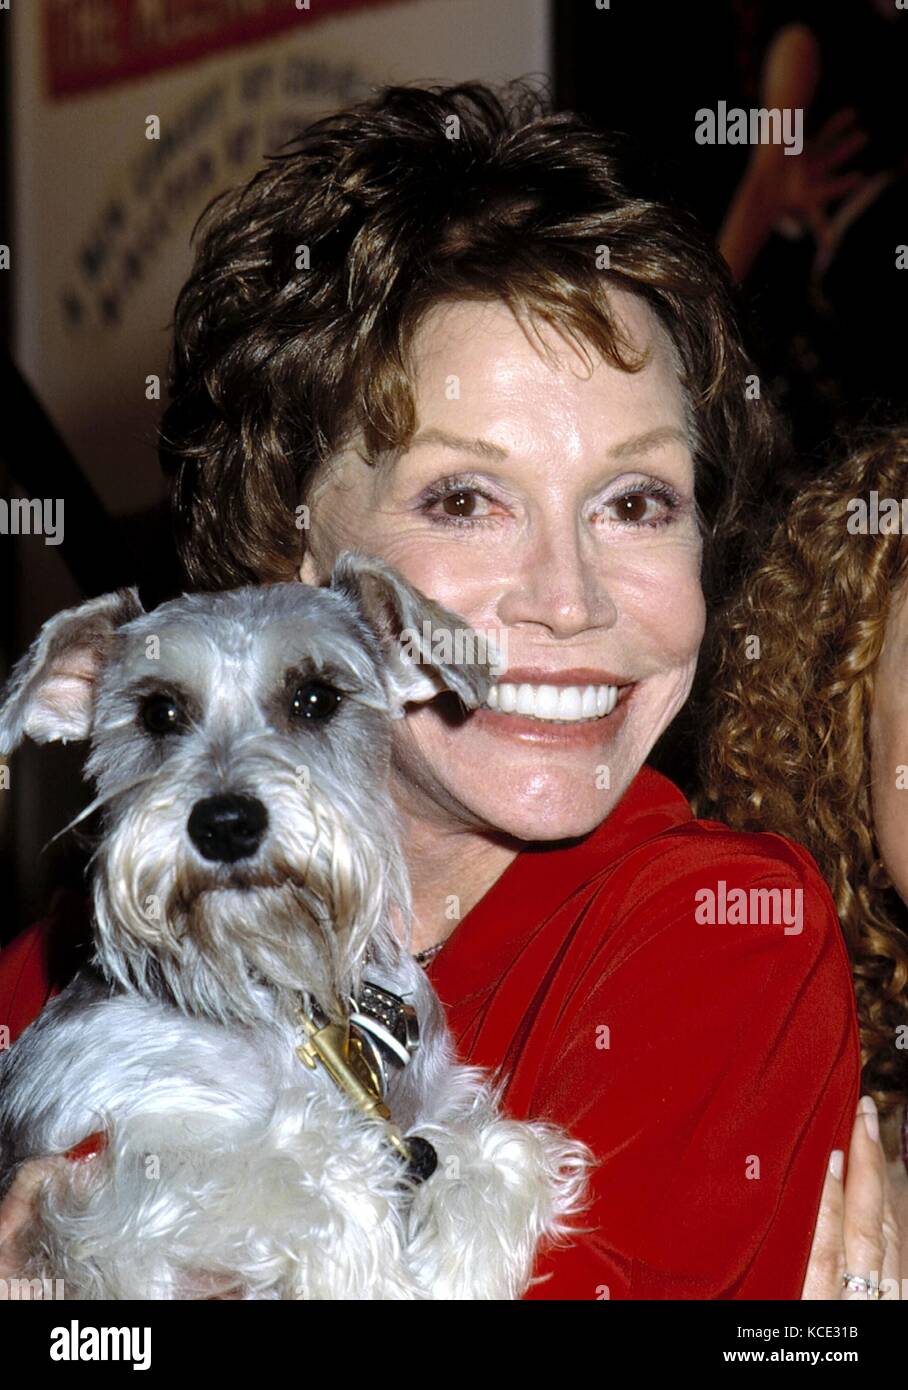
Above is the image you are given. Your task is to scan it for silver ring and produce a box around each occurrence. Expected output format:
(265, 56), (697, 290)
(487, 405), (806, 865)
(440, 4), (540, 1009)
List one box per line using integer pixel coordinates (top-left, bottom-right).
(842, 1272), (882, 1299)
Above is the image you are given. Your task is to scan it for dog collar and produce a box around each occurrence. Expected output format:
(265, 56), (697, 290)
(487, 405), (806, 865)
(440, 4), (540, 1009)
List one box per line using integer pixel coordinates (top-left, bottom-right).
(350, 980), (421, 1090)
(294, 980), (437, 1186)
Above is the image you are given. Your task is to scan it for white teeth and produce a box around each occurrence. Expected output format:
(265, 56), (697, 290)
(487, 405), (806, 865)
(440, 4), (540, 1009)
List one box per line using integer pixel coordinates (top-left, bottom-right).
(516, 683), (536, 716)
(533, 685), (562, 719)
(557, 687), (582, 720)
(483, 682), (624, 722)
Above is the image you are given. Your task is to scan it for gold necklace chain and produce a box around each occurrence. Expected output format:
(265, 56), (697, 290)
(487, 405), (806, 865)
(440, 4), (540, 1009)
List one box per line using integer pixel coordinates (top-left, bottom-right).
(413, 940), (445, 967)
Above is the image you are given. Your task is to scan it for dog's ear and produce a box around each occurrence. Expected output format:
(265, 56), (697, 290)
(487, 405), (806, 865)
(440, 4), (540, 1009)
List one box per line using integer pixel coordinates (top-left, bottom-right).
(329, 550), (497, 718)
(0, 588), (144, 754)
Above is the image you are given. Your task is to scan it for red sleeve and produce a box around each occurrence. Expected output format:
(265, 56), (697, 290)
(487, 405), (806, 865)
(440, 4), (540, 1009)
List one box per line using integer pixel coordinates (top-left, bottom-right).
(0, 891), (91, 1045)
(522, 830), (861, 1300)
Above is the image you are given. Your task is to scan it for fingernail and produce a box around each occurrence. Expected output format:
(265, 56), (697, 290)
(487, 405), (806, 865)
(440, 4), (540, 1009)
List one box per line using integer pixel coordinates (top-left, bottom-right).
(858, 1095), (879, 1144)
(64, 1131), (107, 1162)
(829, 1149), (844, 1180)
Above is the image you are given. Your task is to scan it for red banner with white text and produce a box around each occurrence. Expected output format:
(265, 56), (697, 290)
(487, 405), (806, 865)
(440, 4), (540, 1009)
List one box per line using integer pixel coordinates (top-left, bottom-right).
(43, 0), (402, 98)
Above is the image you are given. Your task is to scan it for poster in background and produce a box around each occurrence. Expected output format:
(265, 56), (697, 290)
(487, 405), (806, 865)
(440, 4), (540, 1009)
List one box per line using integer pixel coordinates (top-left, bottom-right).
(6, 0), (550, 923)
(15, 0), (551, 518)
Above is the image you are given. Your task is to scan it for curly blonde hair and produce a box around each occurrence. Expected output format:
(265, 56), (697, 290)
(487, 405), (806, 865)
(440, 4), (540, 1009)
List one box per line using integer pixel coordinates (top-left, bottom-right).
(699, 428), (908, 1158)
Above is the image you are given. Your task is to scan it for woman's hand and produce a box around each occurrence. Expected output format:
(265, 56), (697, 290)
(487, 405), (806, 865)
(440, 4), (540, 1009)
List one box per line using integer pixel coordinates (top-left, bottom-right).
(0, 1136), (240, 1300)
(0, 1160), (61, 1294)
(802, 1096), (902, 1299)
(0, 1133), (106, 1297)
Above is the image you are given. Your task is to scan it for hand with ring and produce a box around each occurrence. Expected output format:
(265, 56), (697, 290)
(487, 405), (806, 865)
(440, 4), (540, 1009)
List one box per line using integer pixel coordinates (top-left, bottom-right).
(802, 1095), (905, 1300)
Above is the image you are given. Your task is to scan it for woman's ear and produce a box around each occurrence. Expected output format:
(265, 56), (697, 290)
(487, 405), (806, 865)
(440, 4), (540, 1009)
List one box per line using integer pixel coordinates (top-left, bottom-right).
(299, 551), (320, 585)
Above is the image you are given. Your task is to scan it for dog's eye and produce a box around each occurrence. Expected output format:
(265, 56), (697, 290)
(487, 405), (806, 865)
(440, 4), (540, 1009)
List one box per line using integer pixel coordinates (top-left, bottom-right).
(290, 681), (342, 722)
(140, 693), (186, 736)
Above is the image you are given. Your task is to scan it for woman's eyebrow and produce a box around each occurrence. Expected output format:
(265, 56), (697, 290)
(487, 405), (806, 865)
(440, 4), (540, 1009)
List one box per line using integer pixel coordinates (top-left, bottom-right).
(608, 425), (690, 459)
(403, 423), (689, 463)
(407, 428), (509, 461)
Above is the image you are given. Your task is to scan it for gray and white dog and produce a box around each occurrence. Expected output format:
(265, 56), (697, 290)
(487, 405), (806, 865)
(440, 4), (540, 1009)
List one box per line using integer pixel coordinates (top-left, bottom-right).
(0, 551), (590, 1299)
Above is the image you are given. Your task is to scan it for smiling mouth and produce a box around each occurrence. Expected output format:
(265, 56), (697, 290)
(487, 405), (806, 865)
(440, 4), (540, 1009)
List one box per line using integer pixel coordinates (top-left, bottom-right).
(482, 681), (632, 723)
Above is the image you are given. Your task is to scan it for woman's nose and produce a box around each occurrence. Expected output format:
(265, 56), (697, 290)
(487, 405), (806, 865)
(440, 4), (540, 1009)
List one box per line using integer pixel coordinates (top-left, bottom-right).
(495, 527), (618, 638)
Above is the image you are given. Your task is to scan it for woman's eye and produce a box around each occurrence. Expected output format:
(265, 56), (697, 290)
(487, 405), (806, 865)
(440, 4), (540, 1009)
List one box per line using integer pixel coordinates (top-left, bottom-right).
(435, 489), (492, 520)
(602, 485), (679, 528)
(140, 693), (186, 736)
(290, 681), (343, 721)
(614, 493), (655, 523)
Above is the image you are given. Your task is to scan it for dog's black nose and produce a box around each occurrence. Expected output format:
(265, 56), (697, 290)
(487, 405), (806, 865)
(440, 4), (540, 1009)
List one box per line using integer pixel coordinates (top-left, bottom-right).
(187, 794), (268, 864)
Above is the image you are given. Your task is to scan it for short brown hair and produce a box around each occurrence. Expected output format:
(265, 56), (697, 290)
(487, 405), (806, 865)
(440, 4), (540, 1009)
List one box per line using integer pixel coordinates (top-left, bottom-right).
(159, 77), (785, 594)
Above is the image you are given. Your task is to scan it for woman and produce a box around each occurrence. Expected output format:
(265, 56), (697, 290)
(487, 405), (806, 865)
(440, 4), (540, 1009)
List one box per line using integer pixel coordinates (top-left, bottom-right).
(0, 80), (881, 1298)
(701, 426), (908, 1283)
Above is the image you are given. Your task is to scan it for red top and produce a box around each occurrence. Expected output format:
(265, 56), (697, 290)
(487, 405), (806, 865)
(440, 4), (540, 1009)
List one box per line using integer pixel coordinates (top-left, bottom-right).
(0, 766), (860, 1300)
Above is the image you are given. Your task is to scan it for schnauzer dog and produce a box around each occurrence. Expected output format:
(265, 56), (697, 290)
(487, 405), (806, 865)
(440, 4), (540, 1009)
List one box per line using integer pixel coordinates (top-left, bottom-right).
(0, 551), (591, 1299)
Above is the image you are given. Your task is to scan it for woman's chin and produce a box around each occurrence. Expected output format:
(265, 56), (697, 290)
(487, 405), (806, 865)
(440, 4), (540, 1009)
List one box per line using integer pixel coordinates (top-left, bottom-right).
(397, 691), (653, 840)
(452, 771), (630, 843)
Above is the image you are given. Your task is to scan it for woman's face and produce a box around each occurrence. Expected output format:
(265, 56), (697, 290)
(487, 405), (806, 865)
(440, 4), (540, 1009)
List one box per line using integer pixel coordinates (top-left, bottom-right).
(870, 577), (908, 903)
(300, 294), (706, 840)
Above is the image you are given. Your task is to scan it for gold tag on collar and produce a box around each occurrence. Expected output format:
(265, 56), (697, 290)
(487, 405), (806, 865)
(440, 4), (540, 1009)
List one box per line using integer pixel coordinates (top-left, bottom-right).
(295, 1012), (391, 1124)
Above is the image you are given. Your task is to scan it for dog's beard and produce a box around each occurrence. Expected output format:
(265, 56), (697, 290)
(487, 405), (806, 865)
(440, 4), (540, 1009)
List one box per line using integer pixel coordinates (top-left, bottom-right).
(91, 786), (410, 1027)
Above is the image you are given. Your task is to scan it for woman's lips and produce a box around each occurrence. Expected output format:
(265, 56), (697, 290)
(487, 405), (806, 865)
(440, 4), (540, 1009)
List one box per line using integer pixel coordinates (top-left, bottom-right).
(469, 681), (636, 745)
